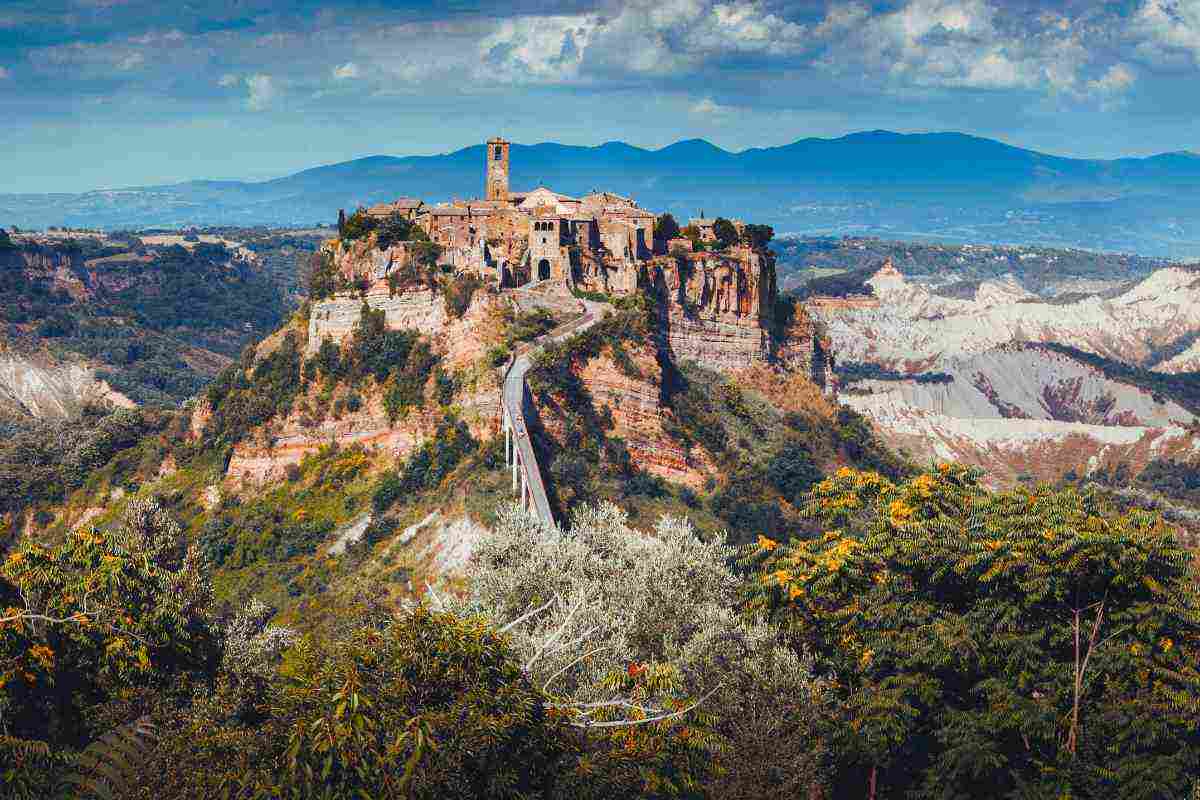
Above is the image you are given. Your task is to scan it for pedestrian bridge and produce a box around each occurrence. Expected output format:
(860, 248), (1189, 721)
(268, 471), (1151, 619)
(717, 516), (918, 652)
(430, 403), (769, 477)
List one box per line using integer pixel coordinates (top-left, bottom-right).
(498, 296), (607, 527)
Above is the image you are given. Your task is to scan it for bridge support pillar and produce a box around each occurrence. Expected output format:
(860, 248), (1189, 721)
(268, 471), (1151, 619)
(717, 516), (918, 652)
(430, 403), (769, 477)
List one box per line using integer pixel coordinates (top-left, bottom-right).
(521, 469), (528, 511)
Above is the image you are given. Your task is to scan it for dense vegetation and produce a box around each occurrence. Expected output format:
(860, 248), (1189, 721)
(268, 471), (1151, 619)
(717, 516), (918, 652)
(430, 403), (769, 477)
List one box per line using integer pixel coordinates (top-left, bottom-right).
(747, 464), (1200, 798)
(0, 406), (163, 529)
(525, 292), (905, 541)
(4, 463), (1198, 798)
(4, 217), (1200, 798)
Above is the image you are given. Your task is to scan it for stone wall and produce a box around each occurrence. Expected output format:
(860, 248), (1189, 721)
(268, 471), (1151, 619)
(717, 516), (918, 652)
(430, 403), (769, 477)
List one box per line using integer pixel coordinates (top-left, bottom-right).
(306, 285), (502, 369)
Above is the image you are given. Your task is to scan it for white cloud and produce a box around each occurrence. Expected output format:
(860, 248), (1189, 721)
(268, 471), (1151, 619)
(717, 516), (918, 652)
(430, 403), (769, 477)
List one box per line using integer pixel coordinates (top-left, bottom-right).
(117, 52), (144, 70)
(1131, 0), (1200, 67)
(218, 73), (239, 87)
(0, 66), (10, 80)
(244, 74), (276, 111)
(1091, 63), (1136, 93)
(332, 61), (360, 79)
(809, 0), (1109, 95)
(690, 97), (732, 115)
(479, 14), (595, 83)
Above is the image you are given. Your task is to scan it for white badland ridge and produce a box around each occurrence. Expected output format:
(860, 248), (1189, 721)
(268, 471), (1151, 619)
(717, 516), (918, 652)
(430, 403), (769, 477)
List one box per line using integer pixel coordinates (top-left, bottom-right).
(0, 354), (135, 420)
(816, 263), (1200, 371)
(811, 262), (1200, 483)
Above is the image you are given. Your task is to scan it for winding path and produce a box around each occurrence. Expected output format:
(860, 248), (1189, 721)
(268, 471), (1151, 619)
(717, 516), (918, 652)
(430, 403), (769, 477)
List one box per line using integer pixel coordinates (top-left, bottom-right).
(501, 297), (608, 527)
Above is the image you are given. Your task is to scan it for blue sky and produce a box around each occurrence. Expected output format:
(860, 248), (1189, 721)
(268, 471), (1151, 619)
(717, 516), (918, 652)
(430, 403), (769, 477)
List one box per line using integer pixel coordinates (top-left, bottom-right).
(1, 0), (1198, 193)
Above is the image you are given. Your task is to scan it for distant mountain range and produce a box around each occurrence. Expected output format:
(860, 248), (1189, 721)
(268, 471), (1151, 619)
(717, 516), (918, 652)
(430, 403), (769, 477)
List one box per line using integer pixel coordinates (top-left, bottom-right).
(4, 131), (1200, 258)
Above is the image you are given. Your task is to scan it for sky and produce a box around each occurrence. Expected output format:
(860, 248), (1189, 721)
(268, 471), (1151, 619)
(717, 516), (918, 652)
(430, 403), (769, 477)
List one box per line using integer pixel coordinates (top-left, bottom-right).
(1, 0), (1198, 193)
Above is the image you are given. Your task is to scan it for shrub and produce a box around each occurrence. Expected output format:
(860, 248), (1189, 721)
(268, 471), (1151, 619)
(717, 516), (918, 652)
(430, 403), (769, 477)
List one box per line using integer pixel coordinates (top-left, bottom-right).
(0, 498), (219, 797)
(441, 273), (485, 319)
(462, 503), (829, 798)
(145, 607), (577, 799)
(371, 472), (403, 515)
(712, 218), (739, 250)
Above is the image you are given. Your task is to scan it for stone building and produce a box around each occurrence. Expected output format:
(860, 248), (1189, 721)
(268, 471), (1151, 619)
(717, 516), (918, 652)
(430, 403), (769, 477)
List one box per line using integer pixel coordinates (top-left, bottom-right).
(404, 139), (769, 306)
(319, 136), (833, 392)
(486, 137), (510, 202)
(366, 198), (424, 220)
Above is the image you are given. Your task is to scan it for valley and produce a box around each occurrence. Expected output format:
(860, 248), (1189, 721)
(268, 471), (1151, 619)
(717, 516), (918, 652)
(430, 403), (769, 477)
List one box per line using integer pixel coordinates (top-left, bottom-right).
(5, 138), (1200, 800)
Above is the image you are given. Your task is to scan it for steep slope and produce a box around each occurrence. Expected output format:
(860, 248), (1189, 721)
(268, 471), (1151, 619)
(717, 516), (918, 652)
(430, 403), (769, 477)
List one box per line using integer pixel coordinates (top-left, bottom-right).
(847, 345), (1194, 427)
(844, 390), (1199, 486)
(0, 354), (133, 420)
(817, 261), (1200, 484)
(0, 233), (292, 413)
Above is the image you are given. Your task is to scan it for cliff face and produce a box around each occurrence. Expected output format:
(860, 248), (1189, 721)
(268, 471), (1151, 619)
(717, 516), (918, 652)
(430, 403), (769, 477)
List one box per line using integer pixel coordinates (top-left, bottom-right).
(307, 287), (500, 369)
(562, 343), (712, 488)
(226, 289), (505, 484)
(225, 234), (833, 487)
(640, 250), (832, 388)
(324, 236), (412, 285)
(225, 377), (501, 484)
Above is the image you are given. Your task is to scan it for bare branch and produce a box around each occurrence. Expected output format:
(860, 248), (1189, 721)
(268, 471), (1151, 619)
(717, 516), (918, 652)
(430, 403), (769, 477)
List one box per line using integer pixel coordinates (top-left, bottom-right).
(496, 597), (555, 635)
(564, 685), (722, 730)
(525, 594), (583, 672)
(424, 582), (447, 611)
(541, 645), (611, 693)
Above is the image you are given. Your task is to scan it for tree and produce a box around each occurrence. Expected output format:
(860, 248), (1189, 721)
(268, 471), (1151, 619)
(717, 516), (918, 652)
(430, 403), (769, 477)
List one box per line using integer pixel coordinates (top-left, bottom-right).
(141, 606), (578, 800)
(0, 498), (218, 798)
(654, 213), (681, 243)
(712, 218), (739, 250)
(741, 224), (773, 251)
(339, 208), (376, 242)
(303, 250), (339, 300)
(336, 208), (346, 239)
(461, 503), (830, 798)
(745, 464), (1200, 799)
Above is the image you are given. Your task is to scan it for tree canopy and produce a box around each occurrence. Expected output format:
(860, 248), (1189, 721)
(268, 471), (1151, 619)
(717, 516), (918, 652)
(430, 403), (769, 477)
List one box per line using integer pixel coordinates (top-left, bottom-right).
(745, 464), (1200, 799)
(712, 218), (739, 250)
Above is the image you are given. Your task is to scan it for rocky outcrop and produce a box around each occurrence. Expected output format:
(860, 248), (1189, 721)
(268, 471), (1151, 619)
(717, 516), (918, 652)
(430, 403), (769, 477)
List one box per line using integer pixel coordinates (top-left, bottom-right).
(307, 286), (504, 369)
(532, 340), (714, 489)
(0, 354), (135, 420)
(845, 389), (1200, 487)
(812, 264), (1200, 371)
(577, 344), (712, 488)
(225, 375), (501, 484)
(645, 249), (775, 372)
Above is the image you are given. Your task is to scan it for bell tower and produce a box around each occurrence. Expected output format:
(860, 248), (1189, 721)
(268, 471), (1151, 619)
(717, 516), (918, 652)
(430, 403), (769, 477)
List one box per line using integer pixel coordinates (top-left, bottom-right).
(486, 137), (510, 202)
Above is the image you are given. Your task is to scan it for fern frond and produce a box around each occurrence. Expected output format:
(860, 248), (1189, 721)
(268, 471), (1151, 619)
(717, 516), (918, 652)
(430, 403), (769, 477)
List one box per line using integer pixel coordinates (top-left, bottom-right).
(59, 716), (158, 800)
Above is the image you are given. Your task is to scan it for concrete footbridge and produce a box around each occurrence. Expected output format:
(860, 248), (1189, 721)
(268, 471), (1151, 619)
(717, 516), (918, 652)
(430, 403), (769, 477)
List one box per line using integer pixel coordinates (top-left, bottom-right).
(500, 295), (607, 528)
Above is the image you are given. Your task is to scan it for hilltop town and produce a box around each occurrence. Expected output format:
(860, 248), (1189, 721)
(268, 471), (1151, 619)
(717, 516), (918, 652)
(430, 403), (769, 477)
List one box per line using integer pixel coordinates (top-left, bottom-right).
(318, 137), (830, 382)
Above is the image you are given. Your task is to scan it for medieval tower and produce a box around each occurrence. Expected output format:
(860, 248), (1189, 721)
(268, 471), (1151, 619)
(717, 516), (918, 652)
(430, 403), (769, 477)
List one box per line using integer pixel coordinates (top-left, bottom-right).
(486, 137), (510, 202)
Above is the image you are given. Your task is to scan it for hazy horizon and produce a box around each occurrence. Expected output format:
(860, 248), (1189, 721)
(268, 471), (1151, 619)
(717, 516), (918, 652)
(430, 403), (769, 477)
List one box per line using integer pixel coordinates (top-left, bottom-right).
(3, 1), (1200, 193)
(5, 128), (1200, 197)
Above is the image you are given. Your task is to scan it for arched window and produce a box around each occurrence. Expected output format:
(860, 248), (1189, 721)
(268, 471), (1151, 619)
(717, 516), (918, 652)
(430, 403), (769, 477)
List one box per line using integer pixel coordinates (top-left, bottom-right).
(494, 146), (503, 161)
